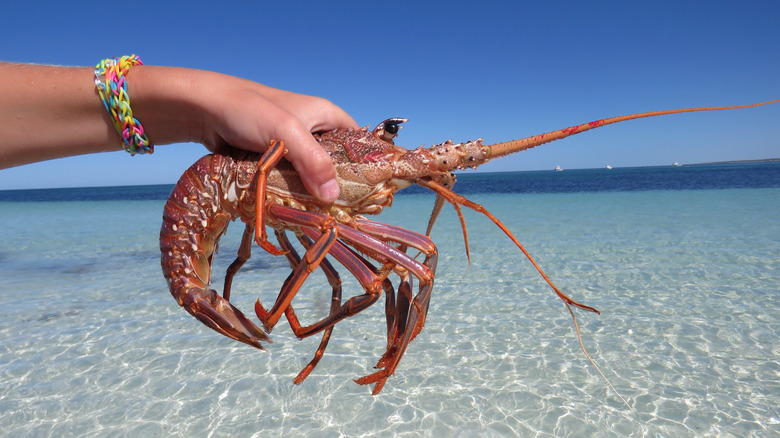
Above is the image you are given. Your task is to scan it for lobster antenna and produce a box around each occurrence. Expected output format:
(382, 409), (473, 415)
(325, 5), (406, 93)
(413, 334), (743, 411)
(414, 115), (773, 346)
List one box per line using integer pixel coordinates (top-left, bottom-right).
(566, 303), (631, 409)
(485, 100), (780, 160)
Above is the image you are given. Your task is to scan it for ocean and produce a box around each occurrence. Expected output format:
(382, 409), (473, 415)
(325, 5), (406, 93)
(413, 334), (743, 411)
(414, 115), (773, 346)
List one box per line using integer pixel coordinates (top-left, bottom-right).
(1, 162), (779, 437)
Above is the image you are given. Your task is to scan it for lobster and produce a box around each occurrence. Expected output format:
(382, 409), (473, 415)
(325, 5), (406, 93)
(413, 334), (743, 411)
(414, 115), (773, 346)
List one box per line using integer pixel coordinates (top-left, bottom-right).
(160, 99), (778, 395)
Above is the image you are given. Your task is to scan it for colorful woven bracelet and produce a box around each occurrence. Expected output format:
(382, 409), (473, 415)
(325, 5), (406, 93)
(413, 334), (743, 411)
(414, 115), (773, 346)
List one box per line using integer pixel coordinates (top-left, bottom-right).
(94, 55), (154, 155)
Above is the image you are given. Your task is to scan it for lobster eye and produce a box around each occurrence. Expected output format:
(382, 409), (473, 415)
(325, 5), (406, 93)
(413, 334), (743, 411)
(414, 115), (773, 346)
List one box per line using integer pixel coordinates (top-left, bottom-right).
(384, 121), (399, 135)
(373, 118), (408, 144)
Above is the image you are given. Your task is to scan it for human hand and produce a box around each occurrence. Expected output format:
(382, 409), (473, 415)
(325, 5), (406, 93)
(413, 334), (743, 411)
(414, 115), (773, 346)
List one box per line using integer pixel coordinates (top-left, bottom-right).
(203, 80), (358, 203)
(0, 62), (358, 204)
(135, 67), (358, 203)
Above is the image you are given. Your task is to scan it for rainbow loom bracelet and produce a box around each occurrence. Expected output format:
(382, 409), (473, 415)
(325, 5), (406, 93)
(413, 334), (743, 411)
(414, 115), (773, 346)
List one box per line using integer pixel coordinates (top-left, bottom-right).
(94, 55), (154, 155)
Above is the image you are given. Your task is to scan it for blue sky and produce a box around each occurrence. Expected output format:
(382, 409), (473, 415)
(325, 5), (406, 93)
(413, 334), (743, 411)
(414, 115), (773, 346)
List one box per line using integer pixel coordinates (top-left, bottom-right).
(1, 1), (778, 189)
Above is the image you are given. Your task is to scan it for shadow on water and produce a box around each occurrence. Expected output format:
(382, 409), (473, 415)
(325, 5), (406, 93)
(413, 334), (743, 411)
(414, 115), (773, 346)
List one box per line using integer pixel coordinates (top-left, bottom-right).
(233, 257), (289, 272)
(27, 308), (82, 323)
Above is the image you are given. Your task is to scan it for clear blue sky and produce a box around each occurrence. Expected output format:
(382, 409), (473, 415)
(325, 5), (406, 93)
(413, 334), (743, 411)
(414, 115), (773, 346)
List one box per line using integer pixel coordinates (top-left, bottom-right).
(1, 1), (778, 189)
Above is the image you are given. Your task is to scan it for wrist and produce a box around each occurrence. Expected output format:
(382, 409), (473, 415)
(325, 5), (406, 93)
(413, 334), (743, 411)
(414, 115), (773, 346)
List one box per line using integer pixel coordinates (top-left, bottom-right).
(129, 65), (207, 146)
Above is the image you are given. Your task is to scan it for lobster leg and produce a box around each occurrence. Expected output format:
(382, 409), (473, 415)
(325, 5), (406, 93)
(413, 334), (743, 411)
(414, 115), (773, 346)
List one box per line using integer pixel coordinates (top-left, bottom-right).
(333, 218), (438, 394)
(254, 214), (340, 332)
(292, 237), (401, 349)
(247, 201), (438, 393)
(219, 219), (346, 382)
(354, 281), (432, 393)
(289, 231), (388, 338)
(274, 230), (344, 385)
(223, 223), (254, 301)
(252, 140), (287, 256)
(271, 207), (437, 340)
(385, 269), (413, 350)
(256, 205), (437, 394)
(256, 208), (385, 335)
(290, 231), (420, 394)
(351, 216), (438, 341)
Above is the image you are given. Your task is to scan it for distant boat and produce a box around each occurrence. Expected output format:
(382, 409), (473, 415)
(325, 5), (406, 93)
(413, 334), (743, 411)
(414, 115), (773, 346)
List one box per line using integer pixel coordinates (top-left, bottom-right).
(555, 166), (563, 172)
(673, 162), (682, 167)
(605, 165), (612, 170)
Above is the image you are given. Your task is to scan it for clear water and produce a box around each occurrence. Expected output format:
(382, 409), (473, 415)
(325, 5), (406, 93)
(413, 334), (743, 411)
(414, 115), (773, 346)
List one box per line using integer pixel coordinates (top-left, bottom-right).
(1, 163), (779, 437)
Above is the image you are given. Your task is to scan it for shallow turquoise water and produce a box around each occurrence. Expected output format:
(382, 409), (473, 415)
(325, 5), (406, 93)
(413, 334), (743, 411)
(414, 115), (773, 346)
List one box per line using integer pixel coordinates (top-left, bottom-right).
(0, 175), (779, 436)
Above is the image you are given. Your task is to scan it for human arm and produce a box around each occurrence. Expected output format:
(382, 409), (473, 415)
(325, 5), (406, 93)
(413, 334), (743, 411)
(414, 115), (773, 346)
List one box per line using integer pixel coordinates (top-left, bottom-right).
(0, 61), (358, 202)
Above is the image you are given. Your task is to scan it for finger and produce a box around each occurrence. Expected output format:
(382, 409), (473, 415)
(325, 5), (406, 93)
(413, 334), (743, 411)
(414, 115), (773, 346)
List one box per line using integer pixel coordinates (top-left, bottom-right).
(307, 100), (359, 132)
(281, 94), (359, 132)
(280, 124), (340, 204)
(201, 110), (336, 202)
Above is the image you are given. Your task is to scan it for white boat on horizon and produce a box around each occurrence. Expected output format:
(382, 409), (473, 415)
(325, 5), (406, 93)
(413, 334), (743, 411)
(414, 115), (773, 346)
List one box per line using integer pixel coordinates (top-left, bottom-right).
(555, 166), (563, 172)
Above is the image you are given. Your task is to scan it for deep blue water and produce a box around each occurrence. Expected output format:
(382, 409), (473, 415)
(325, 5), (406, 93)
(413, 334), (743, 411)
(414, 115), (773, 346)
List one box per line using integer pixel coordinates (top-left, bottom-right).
(0, 183), (174, 202)
(1, 161), (779, 202)
(447, 161), (780, 194)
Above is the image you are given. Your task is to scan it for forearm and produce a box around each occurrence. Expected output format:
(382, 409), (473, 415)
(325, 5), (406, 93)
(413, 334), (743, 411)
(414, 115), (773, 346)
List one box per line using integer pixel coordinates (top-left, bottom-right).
(0, 59), (357, 202)
(0, 62), (203, 168)
(0, 62), (116, 167)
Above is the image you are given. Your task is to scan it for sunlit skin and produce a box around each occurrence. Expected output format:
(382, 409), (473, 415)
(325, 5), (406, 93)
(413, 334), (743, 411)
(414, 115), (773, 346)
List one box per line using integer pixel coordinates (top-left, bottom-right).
(0, 61), (358, 203)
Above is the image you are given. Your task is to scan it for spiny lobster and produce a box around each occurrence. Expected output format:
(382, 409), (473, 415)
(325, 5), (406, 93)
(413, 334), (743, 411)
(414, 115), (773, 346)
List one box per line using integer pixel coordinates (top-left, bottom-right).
(160, 99), (778, 395)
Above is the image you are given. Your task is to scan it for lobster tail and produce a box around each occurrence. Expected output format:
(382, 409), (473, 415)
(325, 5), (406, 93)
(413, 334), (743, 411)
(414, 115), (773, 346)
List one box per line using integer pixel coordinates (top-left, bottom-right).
(160, 154), (272, 350)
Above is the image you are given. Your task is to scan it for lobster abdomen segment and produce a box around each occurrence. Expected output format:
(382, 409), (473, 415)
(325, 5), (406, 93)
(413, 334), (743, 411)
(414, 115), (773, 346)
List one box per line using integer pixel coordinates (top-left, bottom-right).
(160, 154), (271, 349)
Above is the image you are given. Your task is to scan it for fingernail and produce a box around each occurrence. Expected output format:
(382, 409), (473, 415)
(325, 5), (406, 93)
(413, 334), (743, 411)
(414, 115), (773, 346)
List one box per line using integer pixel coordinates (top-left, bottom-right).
(318, 179), (340, 203)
